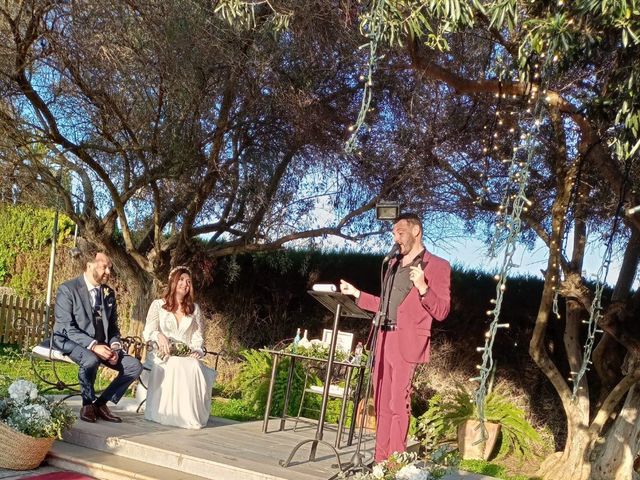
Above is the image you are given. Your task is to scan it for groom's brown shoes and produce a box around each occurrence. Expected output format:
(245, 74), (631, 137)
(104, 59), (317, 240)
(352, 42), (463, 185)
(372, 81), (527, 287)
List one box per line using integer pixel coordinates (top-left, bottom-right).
(95, 404), (122, 423)
(80, 404), (97, 423)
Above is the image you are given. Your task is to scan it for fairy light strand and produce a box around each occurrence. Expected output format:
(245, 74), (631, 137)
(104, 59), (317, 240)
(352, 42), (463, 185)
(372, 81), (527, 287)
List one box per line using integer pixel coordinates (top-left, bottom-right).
(473, 50), (555, 426)
(344, 0), (386, 153)
(570, 158), (634, 398)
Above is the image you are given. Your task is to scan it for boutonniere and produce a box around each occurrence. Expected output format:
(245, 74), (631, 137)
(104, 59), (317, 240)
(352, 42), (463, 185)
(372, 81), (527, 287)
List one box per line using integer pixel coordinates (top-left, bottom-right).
(103, 287), (110, 298)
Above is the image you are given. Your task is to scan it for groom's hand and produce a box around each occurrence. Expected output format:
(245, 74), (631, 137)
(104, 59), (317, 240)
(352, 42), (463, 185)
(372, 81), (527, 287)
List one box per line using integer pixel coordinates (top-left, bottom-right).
(91, 344), (114, 361)
(106, 350), (119, 365)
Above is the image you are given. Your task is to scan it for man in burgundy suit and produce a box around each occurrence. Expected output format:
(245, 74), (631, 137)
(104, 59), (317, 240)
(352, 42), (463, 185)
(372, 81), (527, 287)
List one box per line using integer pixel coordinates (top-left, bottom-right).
(340, 212), (451, 463)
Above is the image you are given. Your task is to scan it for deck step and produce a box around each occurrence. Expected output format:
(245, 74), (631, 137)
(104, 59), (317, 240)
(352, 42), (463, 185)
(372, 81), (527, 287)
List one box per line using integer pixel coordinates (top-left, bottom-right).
(47, 441), (210, 480)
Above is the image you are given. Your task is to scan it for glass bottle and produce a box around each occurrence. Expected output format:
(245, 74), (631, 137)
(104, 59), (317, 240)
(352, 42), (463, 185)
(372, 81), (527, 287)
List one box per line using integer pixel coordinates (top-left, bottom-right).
(353, 341), (363, 365)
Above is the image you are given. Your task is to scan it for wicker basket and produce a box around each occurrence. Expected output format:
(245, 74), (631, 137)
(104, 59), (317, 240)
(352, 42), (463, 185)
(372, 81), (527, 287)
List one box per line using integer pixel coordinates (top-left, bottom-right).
(0, 421), (55, 470)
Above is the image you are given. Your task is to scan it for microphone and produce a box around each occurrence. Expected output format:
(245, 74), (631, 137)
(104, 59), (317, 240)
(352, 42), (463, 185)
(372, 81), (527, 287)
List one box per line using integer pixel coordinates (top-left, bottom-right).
(383, 243), (400, 262)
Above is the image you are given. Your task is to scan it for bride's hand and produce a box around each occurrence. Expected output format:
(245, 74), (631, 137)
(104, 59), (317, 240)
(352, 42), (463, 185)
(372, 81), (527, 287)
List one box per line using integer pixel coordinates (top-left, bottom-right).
(189, 351), (202, 359)
(156, 332), (171, 357)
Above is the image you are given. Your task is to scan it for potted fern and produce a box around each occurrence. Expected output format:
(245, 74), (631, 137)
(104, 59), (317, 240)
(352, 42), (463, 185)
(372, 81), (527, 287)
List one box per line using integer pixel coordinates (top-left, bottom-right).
(417, 383), (540, 461)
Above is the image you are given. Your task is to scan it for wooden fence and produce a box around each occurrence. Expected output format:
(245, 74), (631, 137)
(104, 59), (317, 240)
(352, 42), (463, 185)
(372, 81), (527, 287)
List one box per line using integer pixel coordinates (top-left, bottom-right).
(0, 294), (52, 350)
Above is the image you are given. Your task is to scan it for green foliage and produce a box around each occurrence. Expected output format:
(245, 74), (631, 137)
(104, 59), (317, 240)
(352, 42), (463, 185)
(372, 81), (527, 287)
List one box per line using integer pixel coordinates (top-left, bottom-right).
(232, 349), (306, 417)
(229, 347), (362, 425)
(215, 0), (292, 33)
(283, 342), (351, 363)
(418, 384), (541, 459)
(0, 204), (73, 290)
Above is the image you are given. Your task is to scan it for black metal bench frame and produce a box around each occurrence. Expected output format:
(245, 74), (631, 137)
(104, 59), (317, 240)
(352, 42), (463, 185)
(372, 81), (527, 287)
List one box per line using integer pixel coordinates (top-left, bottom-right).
(12, 315), (221, 410)
(30, 333), (148, 401)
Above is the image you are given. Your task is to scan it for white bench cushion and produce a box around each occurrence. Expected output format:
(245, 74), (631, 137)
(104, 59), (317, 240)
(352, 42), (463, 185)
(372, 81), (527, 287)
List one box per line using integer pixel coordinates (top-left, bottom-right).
(31, 344), (75, 364)
(308, 384), (345, 397)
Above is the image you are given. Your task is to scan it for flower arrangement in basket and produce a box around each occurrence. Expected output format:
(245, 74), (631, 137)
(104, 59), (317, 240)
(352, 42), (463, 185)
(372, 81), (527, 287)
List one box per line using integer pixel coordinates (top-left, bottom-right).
(0, 377), (76, 470)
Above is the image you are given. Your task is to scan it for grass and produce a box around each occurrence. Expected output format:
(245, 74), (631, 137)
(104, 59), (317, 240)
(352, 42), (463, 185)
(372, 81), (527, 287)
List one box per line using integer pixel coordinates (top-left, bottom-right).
(210, 397), (261, 422)
(0, 344), (80, 393)
(0, 344), (131, 396)
(460, 459), (542, 480)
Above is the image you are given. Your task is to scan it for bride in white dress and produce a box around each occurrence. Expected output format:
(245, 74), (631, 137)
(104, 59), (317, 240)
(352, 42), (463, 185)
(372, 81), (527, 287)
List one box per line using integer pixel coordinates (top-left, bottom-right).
(141, 266), (217, 429)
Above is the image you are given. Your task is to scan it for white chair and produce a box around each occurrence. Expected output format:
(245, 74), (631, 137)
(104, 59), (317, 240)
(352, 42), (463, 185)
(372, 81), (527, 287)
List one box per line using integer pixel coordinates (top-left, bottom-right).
(293, 363), (356, 448)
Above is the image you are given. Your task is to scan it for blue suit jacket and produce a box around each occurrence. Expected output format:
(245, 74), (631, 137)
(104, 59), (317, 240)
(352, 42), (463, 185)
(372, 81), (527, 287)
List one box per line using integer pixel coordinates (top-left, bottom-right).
(52, 275), (121, 354)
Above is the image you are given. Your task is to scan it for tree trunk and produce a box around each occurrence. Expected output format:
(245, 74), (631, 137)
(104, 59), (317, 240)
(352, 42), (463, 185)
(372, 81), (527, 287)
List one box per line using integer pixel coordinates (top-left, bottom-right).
(590, 384), (640, 480)
(127, 273), (156, 337)
(593, 229), (640, 401)
(538, 421), (593, 480)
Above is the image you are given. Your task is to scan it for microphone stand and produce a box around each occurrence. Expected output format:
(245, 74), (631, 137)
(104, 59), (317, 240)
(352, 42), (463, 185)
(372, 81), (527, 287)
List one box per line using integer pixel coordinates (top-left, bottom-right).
(329, 253), (394, 479)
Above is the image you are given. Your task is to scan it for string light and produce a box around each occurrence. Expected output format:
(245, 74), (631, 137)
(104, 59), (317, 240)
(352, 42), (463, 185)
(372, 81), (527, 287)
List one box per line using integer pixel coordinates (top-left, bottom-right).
(476, 46), (557, 427)
(344, 0), (386, 152)
(571, 156), (634, 398)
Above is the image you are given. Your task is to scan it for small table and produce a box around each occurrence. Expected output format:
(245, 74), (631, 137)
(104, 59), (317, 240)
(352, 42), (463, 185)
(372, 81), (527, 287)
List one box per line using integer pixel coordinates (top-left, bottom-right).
(261, 348), (366, 449)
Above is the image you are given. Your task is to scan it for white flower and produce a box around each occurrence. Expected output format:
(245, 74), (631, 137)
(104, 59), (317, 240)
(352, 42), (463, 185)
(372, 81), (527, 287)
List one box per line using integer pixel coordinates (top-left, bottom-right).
(23, 403), (51, 422)
(396, 464), (429, 480)
(8, 379), (38, 404)
(372, 464), (385, 479)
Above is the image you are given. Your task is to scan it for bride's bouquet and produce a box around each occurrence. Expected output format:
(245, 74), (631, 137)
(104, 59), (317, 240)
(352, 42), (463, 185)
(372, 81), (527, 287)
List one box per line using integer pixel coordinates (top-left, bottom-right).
(150, 338), (193, 360)
(168, 338), (192, 357)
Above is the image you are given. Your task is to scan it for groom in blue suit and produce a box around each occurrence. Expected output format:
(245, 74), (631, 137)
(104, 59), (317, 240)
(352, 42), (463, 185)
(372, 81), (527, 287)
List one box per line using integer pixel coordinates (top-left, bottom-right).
(53, 252), (142, 423)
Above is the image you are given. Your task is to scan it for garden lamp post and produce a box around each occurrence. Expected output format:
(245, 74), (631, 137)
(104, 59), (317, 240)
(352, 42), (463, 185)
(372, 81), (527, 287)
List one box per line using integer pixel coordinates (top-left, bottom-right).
(43, 208), (59, 337)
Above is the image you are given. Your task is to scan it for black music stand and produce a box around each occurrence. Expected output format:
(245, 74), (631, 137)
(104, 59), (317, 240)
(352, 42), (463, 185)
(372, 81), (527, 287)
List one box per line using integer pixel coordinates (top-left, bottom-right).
(280, 291), (372, 470)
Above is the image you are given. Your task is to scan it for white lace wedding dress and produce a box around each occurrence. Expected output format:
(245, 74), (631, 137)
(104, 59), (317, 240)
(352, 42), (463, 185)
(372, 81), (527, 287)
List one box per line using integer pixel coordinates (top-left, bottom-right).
(141, 299), (217, 429)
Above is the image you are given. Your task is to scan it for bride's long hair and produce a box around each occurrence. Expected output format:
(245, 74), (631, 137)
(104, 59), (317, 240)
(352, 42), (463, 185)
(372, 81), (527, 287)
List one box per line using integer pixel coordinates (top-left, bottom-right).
(162, 266), (195, 315)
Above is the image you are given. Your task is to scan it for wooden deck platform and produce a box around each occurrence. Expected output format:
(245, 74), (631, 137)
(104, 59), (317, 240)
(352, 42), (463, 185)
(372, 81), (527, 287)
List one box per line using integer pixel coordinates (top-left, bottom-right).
(52, 398), (377, 480)
(44, 398), (494, 480)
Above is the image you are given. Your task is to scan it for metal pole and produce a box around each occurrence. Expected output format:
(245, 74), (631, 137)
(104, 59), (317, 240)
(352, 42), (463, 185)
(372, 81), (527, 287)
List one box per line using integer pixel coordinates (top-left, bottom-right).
(43, 208), (59, 337)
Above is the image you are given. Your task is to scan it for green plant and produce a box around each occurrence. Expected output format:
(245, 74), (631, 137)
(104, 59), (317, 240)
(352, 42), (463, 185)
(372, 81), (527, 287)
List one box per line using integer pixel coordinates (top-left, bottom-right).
(283, 342), (350, 363)
(233, 349), (306, 417)
(0, 204), (73, 293)
(418, 384), (541, 459)
(346, 449), (459, 480)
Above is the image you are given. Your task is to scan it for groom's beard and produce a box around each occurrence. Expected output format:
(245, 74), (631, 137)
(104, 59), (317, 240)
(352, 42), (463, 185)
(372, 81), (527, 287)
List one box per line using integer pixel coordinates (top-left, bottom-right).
(92, 270), (109, 285)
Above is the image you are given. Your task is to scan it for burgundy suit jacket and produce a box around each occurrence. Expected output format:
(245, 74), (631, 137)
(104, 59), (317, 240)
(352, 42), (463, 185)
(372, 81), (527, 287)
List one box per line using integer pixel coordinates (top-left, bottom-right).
(357, 249), (451, 364)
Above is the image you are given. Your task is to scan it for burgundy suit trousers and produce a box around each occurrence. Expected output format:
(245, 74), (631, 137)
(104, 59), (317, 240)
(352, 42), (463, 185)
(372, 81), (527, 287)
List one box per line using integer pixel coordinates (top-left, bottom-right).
(373, 329), (416, 462)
